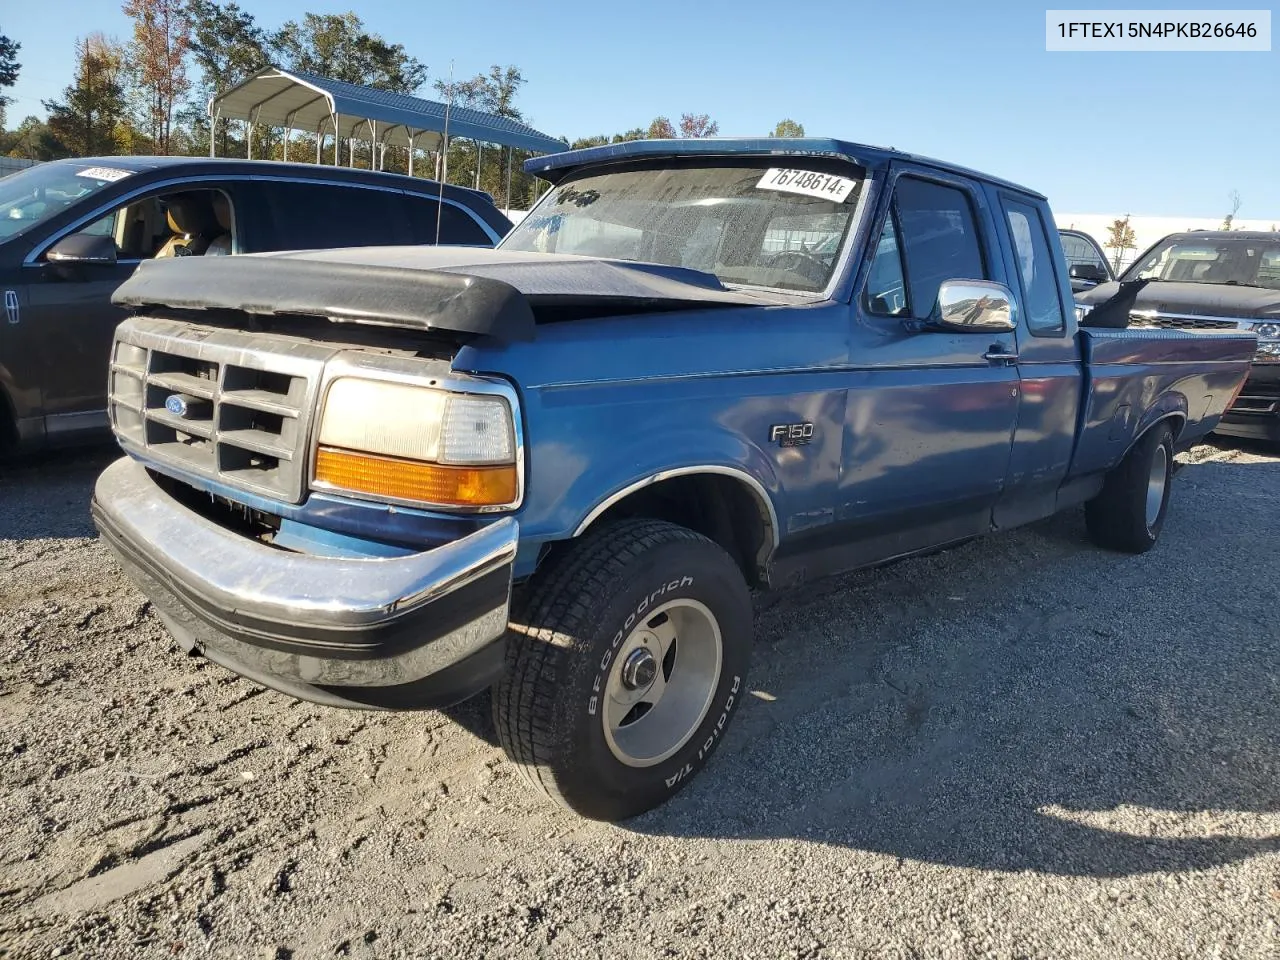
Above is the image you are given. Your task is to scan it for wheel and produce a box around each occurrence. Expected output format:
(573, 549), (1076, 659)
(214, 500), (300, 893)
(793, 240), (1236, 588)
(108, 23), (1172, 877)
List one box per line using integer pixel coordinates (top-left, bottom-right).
(1085, 423), (1175, 553)
(493, 519), (752, 821)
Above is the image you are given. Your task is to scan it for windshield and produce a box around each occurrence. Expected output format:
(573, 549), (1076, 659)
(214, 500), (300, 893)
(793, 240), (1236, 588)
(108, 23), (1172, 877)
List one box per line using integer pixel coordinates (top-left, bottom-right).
(500, 159), (866, 294)
(0, 162), (136, 241)
(1123, 235), (1280, 290)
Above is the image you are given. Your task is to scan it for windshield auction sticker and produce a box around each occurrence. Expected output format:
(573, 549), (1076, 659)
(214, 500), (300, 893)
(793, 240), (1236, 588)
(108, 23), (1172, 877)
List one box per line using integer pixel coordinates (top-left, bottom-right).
(756, 169), (857, 203)
(1046, 9), (1270, 50)
(76, 166), (134, 182)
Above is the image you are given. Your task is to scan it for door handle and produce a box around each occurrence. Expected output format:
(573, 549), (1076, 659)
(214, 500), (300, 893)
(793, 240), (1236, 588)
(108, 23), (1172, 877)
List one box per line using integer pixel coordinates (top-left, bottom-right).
(984, 348), (1018, 364)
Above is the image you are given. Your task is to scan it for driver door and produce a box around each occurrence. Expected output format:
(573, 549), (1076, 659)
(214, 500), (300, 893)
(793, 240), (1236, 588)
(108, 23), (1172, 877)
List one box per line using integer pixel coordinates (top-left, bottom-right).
(836, 170), (1021, 553)
(22, 187), (227, 440)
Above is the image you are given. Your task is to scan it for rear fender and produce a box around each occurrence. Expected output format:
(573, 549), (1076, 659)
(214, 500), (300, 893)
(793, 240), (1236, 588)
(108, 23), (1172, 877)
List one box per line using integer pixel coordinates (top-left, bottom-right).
(1130, 394), (1188, 451)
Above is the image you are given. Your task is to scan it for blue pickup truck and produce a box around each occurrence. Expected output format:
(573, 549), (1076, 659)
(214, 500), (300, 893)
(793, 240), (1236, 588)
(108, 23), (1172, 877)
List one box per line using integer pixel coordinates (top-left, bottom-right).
(92, 139), (1254, 821)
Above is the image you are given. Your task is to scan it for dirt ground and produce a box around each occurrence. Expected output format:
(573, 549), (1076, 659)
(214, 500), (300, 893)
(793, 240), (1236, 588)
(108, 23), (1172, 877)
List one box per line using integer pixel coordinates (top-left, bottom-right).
(1, 440), (1277, 960)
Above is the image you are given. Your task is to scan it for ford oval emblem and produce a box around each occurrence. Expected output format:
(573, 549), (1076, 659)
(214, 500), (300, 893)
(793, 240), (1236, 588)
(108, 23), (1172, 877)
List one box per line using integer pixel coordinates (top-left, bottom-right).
(165, 394), (189, 418)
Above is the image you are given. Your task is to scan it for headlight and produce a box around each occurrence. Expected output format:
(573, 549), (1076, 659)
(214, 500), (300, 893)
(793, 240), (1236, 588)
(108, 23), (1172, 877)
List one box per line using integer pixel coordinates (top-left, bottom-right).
(1254, 322), (1280, 362)
(313, 377), (519, 510)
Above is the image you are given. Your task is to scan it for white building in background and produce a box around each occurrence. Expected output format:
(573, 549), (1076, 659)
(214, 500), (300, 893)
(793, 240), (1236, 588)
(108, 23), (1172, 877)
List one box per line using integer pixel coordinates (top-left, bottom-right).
(1054, 213), (1280, 272)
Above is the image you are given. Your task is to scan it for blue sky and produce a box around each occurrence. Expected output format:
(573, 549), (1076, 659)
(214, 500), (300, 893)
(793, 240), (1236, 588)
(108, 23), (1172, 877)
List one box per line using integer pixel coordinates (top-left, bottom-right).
(4, 0), (1276, 218)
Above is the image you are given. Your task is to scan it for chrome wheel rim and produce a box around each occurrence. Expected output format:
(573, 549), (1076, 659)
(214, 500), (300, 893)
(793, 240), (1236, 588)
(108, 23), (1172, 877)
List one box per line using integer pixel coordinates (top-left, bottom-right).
(1146, 444), (1168, 530)
(602, 599), (722, 768)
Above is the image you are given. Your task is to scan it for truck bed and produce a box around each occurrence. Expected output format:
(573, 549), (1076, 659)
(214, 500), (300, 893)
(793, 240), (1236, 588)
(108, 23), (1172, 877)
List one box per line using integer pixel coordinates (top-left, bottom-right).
(1073, 327), (1257, 477)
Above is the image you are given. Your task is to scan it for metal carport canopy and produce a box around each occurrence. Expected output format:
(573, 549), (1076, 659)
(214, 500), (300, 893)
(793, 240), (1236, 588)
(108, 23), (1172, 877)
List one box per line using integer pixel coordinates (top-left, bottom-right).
(208, 67), (568, 155)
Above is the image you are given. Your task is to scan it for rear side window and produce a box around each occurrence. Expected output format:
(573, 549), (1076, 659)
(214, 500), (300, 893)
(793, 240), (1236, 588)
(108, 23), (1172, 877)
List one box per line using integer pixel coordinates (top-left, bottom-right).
(258, 182), (414, 251)
(889, 177), (988, 318)
(1004, 199), (1065, 335)
(402, 194), (494, 246)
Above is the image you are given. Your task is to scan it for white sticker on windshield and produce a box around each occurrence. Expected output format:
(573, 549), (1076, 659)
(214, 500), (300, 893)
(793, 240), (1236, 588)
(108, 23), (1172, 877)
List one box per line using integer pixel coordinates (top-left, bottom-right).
(756, 168), (857, 203)
(76, 166), (133, 182)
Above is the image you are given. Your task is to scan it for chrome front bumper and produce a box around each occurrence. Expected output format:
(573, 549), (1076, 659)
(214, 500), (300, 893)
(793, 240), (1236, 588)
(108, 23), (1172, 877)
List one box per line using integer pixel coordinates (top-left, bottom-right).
(92, 457), (517, 709)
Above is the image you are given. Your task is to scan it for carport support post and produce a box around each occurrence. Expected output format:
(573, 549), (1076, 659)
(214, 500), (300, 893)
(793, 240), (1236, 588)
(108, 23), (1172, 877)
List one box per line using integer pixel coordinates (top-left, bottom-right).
(475, 141), (482, 190)
(504, 147), (513, 213)
(209, 106), (221, 158)
(247, 106), (263, 160)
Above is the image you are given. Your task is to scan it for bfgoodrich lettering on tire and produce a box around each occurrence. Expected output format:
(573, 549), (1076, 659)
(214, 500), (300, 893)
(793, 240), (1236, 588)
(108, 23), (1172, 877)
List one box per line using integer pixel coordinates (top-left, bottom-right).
(493, 518), (752, 821)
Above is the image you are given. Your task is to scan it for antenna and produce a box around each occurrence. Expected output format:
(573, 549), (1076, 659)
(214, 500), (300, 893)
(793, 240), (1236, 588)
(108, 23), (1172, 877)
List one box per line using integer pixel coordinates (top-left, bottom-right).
(435, 60), (454, 245)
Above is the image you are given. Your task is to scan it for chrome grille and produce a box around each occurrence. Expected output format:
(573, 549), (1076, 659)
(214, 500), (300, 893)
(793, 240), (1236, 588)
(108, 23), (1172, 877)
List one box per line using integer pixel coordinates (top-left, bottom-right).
(1128, 313), (1240, 330)
(109, 317), (336, 503)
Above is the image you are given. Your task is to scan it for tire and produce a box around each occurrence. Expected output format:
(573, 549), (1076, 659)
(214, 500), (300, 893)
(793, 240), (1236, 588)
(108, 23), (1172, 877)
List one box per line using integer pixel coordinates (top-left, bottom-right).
(493, 518), (752, 821)
(1085, 423), (1175, 553)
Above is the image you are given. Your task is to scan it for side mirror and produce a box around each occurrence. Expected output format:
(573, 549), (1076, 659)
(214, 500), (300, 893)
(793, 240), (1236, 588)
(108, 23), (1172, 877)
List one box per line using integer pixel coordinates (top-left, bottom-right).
(46, 233), (118, 266)
(929, 279), (1016, 332)
(1069, 262), (1108, 283)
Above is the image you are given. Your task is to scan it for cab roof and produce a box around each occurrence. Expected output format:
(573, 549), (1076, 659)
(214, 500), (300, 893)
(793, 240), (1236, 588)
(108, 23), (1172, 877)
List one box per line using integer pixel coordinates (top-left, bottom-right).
(524, 137), (1045, 199)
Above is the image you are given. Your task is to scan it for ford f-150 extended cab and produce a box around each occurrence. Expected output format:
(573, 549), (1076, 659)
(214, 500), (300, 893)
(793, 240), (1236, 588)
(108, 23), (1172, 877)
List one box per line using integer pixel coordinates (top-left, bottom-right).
(91, 139), (1256, 821)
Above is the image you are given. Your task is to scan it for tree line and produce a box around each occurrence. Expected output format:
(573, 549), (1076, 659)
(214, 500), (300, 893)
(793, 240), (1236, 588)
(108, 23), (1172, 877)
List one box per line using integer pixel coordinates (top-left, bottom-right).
(0, 6), (805, 208)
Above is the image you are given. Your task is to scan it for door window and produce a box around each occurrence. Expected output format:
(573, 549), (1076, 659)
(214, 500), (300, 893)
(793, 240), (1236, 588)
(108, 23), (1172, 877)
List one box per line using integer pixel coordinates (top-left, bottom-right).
(1003, 199), (1065, 335)
(863, 214), (907, 316)
(259, 182), (413, 250)
(401, 195), (496, 246)
(864, 176), (987, 318)
(63, 188), (234, 261)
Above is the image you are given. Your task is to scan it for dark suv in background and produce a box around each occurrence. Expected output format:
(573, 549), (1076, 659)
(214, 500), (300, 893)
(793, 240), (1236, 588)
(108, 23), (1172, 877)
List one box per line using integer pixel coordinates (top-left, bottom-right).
(0, 157), (511, 454)
(1076, 230), (1280, 443)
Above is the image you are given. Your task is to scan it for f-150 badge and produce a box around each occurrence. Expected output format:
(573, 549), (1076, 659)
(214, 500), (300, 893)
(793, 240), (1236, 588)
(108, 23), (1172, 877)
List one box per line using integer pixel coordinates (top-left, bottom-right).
(770, 422), (814, 447)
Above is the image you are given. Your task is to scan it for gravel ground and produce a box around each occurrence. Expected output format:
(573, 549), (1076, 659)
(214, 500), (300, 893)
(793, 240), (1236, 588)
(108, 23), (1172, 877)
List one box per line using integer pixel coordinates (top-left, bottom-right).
(1, 441), (1277, 960)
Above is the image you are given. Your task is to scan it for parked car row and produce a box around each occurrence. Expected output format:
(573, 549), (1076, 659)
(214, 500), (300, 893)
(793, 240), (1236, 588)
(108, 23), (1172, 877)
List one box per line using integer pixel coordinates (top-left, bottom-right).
(0, 157), (512, 454)
(85, 137), (1256, 821)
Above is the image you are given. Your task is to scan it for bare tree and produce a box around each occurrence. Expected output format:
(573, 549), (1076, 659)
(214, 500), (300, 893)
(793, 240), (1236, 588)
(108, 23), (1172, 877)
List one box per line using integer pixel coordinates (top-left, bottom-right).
(1221, 189), (1242, 231)
(1105, 215), (1137, 272)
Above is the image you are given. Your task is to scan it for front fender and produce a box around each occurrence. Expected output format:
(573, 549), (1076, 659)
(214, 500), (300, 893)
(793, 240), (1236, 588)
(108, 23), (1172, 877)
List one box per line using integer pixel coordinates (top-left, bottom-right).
(526, 425), (782, 548)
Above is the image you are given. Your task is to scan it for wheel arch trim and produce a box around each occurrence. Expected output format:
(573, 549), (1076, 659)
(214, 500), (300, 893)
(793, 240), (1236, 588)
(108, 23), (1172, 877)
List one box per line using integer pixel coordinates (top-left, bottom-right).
(1127, 402), (1188, 459)
(571, 465), (781, 555)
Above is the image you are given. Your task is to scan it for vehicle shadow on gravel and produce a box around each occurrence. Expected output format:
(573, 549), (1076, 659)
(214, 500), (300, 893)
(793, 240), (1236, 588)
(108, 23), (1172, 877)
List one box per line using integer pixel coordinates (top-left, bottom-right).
(614, 456), (1280, 878)
(0, 446), (119, 541)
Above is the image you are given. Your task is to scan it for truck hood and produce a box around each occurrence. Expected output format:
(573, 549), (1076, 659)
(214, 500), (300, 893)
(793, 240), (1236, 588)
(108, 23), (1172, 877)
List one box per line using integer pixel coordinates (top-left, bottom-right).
(112, 246), (795, 343)
(1076, 279), (1280, 320)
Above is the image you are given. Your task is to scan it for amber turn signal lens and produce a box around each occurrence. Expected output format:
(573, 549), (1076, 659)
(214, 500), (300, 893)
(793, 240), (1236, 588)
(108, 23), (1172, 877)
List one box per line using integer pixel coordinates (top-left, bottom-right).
(315, 447), (517, 507)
